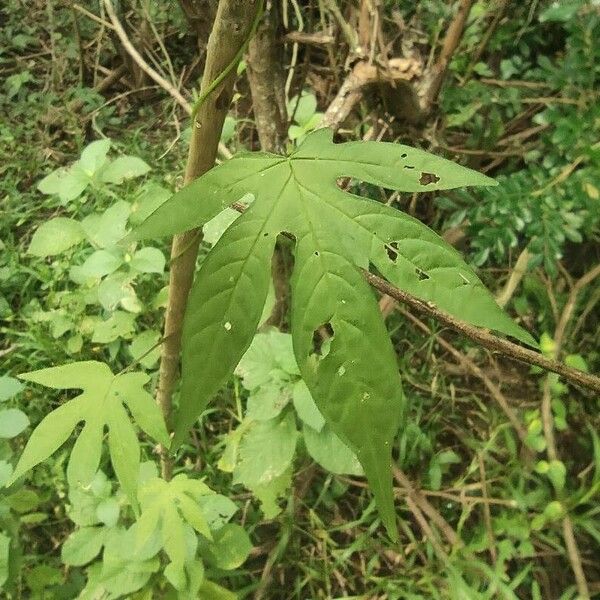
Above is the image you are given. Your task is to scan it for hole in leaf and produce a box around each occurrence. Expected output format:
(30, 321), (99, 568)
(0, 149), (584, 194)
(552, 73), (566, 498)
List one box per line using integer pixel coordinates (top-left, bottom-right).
(404, 165), (415, 170)
(314, 251), (320, 256)
(385, 241), (399, 262)
(401, 153), (407, 158)
(419, 172), (441, 186)
(311, 321), (334, 357)
(263, 232), (269, 237)
(416, 268), (430, 281)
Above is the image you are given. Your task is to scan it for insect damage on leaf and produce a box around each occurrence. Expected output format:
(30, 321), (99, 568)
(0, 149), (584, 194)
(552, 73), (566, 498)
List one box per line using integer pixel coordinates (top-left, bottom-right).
(130, 128), (535, 539)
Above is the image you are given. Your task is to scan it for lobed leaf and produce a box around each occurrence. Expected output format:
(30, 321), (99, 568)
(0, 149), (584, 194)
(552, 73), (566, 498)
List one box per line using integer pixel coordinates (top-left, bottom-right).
(7, 362), (168, 504)
(131, 128), (535, 537)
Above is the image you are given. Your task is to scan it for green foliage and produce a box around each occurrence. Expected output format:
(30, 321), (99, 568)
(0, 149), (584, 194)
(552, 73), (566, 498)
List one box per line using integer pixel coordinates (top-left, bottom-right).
(0, 378), (29, 440)
(18, 139), (168, 362)
(37, 139), (150, 203)
(132, 128), (533, 537)
(220, 330), (362, 517)
(8, 362), (169, 505)
(439, 6), (600, 275)
(2, 0), (599, 597)
(287, 90), (323, 143)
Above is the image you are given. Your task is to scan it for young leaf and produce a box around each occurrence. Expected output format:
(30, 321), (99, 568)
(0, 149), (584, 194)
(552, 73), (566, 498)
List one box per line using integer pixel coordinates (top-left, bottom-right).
(233, 411), (298, 491)
(129, 330), (161, 368)
(78, 249), (123, 278)
(129, 247), (165, 274)
(134, 474), (216, 585)
(96, 528), (160, 596)
(82, 201), (131, 249)
(37, 166), (90, 202)
(201, 523), (252, 570)
(27, 218), (85, 257)
(61, 527), (106, 566)
(0, 376), (24, 402)
(0, 408), (29, 438)
(99, 156), (151, 184)
(7, 362), (169, 505)
(79, 139), (111, 175)
(303, 424), (363, 476)
(131, 128), (535, 537)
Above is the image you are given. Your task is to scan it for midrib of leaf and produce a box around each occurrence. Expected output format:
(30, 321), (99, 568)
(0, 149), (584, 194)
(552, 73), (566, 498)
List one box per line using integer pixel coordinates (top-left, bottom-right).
(187, 171), (292, 340)
(174, 172), (293, 444)
(293, 155), (390, 168)
(330, 193), (472, 278)
(290, 178), (336, 331)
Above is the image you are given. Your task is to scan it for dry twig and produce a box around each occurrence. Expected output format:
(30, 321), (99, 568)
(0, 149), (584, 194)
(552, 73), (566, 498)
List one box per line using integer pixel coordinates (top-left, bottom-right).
(363, 270), (600, 395)
(103, 0), (189, 110)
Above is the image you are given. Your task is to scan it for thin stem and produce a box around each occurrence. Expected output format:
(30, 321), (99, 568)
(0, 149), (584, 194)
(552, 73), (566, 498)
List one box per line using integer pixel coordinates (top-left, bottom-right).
(362, 269), (600, 394)
(154, 0), (261, 479)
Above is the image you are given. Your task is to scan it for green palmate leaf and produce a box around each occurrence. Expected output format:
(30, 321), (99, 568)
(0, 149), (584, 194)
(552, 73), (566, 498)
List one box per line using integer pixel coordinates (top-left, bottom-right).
(7, 362), (169, 505)
(131, 128), (535, 538)
(133, 474), (215, 588)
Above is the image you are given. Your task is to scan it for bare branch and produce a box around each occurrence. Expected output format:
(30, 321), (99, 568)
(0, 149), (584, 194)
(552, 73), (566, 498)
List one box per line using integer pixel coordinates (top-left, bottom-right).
(103, 0), (190, 111)
(362, 269), (600, 394)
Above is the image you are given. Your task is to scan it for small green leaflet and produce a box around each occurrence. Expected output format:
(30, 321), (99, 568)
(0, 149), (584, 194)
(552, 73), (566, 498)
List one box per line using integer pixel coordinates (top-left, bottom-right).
(130, 128), (536, 539)
(133, 475), (214, 590)
(6, 362), (169, 507)
(37, 139), (150, 203)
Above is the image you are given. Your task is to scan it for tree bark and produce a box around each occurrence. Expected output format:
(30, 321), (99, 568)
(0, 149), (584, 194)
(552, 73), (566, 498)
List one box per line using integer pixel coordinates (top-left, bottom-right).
(246, 1), (287, 153)
(156, 0), (260, 479)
